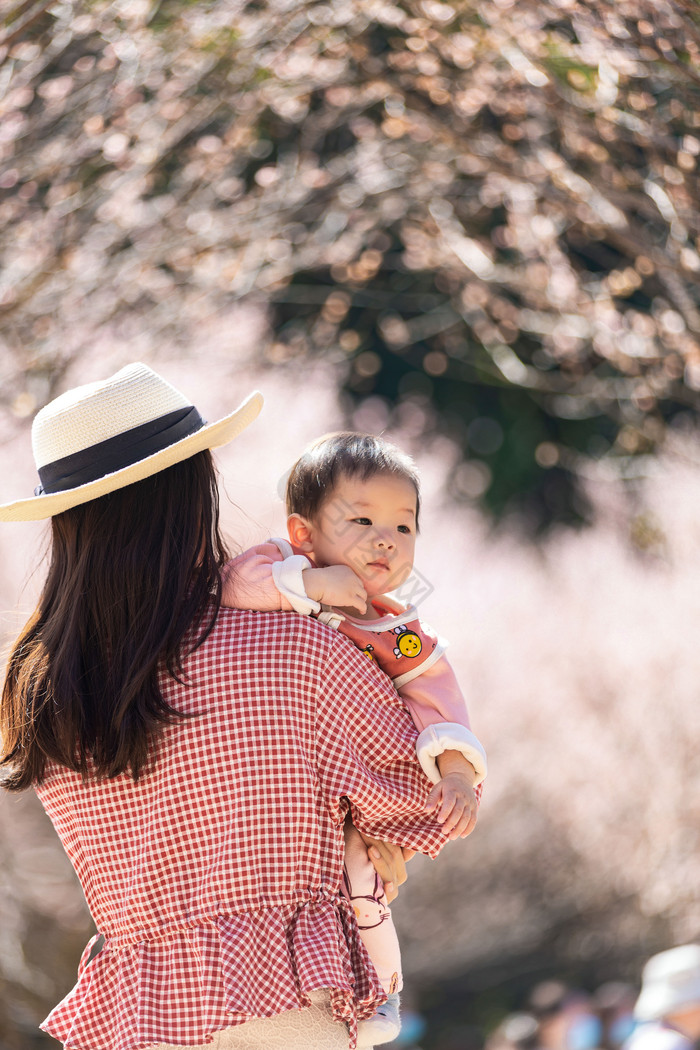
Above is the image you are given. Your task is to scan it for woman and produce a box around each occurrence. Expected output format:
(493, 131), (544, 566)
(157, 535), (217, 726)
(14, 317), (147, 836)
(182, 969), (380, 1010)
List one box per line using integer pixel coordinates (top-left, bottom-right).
(0, 363), (455, 1050)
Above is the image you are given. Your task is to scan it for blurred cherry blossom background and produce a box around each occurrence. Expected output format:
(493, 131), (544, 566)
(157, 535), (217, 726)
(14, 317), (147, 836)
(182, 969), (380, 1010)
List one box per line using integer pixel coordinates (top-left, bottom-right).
(1, 0), (700, 1046)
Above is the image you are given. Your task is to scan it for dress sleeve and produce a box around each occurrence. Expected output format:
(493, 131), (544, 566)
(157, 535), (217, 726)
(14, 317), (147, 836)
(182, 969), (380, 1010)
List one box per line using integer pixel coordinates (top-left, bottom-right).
(399, 657), (488, 786)
(221, 542), (319, 615)
(314, 633), (453, 859)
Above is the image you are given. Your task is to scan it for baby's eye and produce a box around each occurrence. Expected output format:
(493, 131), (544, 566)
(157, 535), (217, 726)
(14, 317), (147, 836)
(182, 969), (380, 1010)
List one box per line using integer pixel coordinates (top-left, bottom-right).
(397, 525), (412, 534)
(352, 517), (372, 526)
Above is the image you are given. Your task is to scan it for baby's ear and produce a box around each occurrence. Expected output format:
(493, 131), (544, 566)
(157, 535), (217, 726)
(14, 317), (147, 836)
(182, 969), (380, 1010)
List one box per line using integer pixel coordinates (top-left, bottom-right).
(287, 513), (315, 553)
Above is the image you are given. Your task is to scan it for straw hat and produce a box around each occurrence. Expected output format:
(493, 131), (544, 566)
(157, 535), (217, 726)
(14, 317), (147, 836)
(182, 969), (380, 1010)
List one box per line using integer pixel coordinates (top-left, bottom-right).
(0, 362), (263, 521)
(635, 945), (700, 1022)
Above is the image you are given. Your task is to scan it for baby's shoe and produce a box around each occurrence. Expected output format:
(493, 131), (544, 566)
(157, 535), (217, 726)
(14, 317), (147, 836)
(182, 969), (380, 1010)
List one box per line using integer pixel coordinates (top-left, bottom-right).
(356, 993), (401, 1048)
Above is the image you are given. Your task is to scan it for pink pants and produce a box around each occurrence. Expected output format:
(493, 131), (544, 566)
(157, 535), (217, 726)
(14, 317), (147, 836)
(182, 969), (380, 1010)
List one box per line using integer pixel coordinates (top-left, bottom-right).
(342, 823), (402, 995)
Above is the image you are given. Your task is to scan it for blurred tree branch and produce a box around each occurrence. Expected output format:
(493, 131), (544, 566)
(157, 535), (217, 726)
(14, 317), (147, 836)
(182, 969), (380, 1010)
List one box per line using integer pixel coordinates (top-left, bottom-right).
(0, 0), (698, 525)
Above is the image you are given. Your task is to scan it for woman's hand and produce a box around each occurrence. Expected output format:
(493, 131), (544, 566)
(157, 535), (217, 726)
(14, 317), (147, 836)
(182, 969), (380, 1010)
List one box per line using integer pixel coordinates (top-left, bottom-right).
(361, 836), (415, 903)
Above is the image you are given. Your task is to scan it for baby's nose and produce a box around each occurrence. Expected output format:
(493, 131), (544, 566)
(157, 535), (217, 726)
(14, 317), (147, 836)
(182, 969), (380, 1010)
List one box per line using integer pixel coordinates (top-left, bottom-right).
(374, 530), (395, 548)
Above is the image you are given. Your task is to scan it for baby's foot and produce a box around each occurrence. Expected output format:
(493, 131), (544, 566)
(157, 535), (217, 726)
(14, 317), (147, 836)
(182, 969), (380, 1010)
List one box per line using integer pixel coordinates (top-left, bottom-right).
(356, 993), (401, 1048)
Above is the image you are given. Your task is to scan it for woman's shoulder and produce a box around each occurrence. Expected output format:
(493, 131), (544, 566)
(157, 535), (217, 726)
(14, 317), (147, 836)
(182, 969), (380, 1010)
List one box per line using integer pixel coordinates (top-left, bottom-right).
(167, 610), (360, 717)
(201, 606), (340, 659)
(202, 607), (385, 679)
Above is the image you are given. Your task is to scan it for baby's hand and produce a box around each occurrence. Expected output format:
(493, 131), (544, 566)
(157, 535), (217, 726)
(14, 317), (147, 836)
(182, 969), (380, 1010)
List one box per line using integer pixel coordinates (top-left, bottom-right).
(424, 771), (478, 840)
(303, 565), (367, 613)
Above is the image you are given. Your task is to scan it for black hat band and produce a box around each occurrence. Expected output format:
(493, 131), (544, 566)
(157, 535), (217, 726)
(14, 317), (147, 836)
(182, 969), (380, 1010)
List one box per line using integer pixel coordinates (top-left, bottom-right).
(35, 406), (205, 495)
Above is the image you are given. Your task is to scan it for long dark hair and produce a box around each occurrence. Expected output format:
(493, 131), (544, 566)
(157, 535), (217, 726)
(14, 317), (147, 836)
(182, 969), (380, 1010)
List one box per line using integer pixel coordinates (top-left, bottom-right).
(0, 451), (229, 791)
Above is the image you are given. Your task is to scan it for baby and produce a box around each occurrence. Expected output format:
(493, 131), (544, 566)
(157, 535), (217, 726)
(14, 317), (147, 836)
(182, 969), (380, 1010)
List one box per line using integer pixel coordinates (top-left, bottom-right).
(221, 432), (487, 1047)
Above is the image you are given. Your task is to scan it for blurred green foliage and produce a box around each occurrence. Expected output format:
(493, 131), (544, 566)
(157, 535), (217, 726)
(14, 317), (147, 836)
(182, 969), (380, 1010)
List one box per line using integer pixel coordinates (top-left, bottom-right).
(1, 0), (699, 529)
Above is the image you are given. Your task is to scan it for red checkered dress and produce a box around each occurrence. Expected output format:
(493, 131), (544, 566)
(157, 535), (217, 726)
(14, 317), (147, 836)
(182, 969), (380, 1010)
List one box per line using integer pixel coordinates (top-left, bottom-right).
(35, 609), (455, 1050)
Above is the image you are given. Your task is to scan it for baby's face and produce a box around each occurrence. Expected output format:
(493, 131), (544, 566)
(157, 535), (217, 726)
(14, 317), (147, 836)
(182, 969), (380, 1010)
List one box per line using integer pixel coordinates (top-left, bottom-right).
(310, 473), (417, 598)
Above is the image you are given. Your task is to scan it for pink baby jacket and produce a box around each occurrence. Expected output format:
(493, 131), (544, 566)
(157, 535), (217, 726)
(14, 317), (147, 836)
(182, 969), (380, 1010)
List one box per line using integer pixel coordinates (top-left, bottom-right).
(223, 540), (487, 786)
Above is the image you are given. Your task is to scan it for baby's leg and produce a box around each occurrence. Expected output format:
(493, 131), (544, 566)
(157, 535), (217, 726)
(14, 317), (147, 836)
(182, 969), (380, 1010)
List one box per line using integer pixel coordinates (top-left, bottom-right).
(342, 820), (402, 996)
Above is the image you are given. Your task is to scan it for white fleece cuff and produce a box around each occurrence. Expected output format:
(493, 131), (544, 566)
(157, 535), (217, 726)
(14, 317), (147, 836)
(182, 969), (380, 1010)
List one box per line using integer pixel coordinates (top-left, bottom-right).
(271, 555), (321, 616)
(416, 723), (488, 786)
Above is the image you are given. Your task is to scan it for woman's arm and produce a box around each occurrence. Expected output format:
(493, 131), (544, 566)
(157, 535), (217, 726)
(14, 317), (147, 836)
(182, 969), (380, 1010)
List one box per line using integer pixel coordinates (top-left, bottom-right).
(314, 633), (457, 860)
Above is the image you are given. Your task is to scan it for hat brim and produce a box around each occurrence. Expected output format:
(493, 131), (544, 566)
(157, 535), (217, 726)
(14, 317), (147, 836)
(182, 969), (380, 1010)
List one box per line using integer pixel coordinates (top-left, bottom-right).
(0, 390), (263, 522)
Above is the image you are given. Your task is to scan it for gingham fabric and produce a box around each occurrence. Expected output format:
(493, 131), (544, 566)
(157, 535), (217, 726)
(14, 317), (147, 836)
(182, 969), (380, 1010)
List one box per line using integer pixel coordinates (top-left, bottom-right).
(35, 609), (454, 1050)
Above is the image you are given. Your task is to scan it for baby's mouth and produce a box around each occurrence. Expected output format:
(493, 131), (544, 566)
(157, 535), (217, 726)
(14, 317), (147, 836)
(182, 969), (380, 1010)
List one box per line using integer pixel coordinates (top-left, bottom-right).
(366, 559), (391, 573)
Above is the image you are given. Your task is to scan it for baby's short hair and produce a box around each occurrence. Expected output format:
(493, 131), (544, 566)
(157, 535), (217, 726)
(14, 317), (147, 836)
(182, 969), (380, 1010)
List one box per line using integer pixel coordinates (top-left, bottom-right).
(286, 432), (421, 528)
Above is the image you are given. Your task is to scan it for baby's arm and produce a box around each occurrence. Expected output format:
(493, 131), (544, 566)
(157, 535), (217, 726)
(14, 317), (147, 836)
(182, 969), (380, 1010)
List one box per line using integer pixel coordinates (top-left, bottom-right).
(399, 657), (487, 787)
(398, 656), (486, 840)
(359, 661), (484, 893)
(222, 543), (301, 611)
(222, 541), (366, 615)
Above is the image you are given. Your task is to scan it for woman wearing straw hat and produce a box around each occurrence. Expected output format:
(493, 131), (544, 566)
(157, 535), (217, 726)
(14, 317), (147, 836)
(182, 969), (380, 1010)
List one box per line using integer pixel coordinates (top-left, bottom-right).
(0, 363), (454, 1050)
